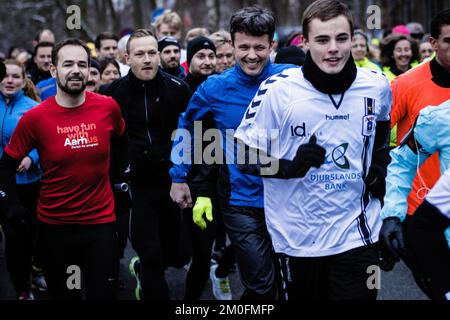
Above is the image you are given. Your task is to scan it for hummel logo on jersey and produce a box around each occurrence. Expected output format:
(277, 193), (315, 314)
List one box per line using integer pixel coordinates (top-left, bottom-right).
(290, 123), (307, 137)
(325, 114), (350, 121)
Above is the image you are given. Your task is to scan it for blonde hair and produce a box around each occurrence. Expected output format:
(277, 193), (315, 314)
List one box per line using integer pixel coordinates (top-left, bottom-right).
(208, 30), (232, 48)
(185, 27), (210, 45)
(126, 29), (156, 54)
(154, 11), (182, 32)
(23, 78), (41, 102)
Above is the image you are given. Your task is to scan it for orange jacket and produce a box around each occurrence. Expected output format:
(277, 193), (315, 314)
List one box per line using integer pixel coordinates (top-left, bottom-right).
(390, 60), (450, 214)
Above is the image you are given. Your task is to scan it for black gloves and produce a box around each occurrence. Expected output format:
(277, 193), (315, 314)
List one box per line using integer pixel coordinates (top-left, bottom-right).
(284, 135), (326, 178)
(364, 165), (386, 200)
(379, 217), (406, 271)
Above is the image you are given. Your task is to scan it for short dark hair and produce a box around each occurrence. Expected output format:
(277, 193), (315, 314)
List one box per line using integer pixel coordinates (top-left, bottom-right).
(229, 6), (275, 44)
(52, 38), (91, 66)
(430, 9), (450, 39)
(95, 32), (119, 50)
(34, 41), (54, 57)
(126, 29), (156, 54)
(302, 0), (354, 40)
(99, 57), (121, 77)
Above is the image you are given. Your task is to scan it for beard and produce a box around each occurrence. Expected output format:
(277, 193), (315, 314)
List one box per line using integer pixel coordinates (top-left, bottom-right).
(57, 75), (87, 95)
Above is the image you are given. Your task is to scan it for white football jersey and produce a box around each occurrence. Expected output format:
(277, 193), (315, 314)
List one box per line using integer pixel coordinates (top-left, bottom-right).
(235, 67), (392, 257)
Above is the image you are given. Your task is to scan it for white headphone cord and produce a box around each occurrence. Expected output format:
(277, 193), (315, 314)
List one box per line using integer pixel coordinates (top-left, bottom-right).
(414, 137), (430, 200)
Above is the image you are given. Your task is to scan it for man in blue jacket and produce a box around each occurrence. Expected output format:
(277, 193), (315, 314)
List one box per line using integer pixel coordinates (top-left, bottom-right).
(169, 6), (296, 299)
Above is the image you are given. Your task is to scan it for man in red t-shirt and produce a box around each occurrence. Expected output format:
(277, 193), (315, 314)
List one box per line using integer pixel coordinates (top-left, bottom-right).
(0, 39), (125, 300)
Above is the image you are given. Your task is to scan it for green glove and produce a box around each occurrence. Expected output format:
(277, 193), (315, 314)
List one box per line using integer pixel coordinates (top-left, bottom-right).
(193, 197), (213, 230)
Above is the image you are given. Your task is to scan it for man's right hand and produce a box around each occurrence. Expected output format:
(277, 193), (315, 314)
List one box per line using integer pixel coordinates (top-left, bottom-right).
(287, 135), (326, 178)
(379, 217), (406, 263)
(170, 182), (193, 209)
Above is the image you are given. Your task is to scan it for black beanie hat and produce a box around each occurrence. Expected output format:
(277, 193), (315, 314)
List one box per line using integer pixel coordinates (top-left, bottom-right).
(0, 61), (5, 82)
(90, 58), (101, 71)
(275, 46), (306, 66)
(187, 36), (216, 65)
(158, 36), (181, 52)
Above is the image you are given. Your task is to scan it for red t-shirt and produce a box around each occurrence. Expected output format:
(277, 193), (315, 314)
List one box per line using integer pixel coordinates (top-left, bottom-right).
(6, 91), (125, 225)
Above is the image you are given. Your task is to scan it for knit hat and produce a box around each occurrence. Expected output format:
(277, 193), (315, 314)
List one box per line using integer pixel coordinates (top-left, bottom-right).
(275, 46), (306, 66)
(392, 25), (410, 36)
(0, 61), (5, 82)
(90, 58), (101, 71)
(158, 36), (181, 52)
(187, 36), (216, 65)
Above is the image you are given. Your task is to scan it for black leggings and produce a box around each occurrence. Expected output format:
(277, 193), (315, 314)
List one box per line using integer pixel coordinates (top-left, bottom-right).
(129, 181), (184, 300)
(2, 182), (39, 296)
(184, 208), (216, 300)
(37, 221), (119, 300)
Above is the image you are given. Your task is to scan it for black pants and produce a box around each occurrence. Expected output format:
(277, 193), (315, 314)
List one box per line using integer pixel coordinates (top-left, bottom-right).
(184, 208), (216, 300)
(222, 205), (277, 300)
(2, 182), (39, 296)
(37, 221), (119, 300)
(216, 244), (236, 278)
(278, 243), (379, 300)
(129, 179), (184, 300)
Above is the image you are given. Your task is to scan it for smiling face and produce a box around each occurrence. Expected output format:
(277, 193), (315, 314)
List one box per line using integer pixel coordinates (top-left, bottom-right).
(189, 48), (216, 77)
(51, 45), (89, 95)
(305, 15), (352, 74)
(351, 34), (368, 61)
(126, 36), (160, 81)
(0, 64), (25, 98)
(101, 63), (120, 84)
(233, 32), (272, 77)
(393, 39), (412, 69)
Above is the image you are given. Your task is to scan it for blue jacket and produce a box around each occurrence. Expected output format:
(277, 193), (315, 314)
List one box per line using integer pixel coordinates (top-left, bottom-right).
(0, 90), (41, 184)
(380, 100), (450, 247)
(170, 61), (296, 208)
(36, 77), (56, 101)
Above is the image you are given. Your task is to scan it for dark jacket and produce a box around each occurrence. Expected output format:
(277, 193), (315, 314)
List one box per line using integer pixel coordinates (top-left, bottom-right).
(100, 69), (191, 183)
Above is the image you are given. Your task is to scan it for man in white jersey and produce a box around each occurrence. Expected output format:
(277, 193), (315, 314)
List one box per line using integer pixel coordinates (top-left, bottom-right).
(234, 0), (392, 300)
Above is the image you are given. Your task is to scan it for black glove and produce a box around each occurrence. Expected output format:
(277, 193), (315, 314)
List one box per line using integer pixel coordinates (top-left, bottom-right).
(285, 135), (326, 178)
(378, 243), (397, 271)
(364, 165), (386, 200)
(379, 217), (406, 262)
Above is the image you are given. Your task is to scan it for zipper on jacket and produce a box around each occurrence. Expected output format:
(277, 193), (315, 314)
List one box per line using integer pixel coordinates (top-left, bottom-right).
(143, 84), (153, 146)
